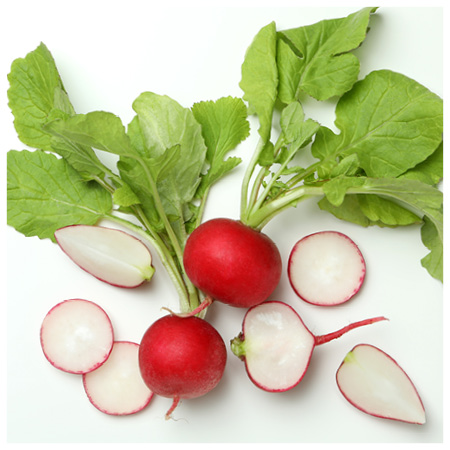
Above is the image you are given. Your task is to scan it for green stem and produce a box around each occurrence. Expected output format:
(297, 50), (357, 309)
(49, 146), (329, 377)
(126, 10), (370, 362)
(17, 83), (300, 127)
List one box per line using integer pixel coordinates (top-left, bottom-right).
(244, 185), (325, 230)
(141, 161), (185, 268)
(240, 137), (265, 222)
(194, 185), (211, 230)
(104, 212), (194, 313)
(286, 160), (322, 188)
(95, 157), (200, 313)
(247, 166), (267, 214)
(245, 134), (286, 220)
(250, 148), (295, 218)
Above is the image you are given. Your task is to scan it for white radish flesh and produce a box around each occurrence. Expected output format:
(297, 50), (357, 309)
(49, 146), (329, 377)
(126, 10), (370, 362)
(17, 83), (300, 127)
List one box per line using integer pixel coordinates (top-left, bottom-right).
(336, 344), (426, 424)
(288, 231), (366, 306)
(234, 302), (315, 391)
(40, 299), (114, 374)
(54, 225), (154, 288)
(83, 341), (154, 416)
(231, 301), (386, 392)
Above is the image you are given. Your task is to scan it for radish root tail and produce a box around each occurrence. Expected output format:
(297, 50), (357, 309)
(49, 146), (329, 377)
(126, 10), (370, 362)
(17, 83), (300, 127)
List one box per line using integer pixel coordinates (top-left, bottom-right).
(165, 396), (181, 420)
(314, 316), (388, 346)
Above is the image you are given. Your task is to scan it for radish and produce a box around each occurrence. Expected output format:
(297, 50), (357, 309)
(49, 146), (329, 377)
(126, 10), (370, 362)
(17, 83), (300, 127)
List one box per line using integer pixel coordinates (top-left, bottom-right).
(336, 344), (426, 424)
(54, 225), (154, 288)
(138, 314), (227, 419)
(230, 301), (387, 392)
(183, 218), (282, 309)
(288, 231), (366, 306)
(40, 299), (114, 374)
(83, 341), (154, 416)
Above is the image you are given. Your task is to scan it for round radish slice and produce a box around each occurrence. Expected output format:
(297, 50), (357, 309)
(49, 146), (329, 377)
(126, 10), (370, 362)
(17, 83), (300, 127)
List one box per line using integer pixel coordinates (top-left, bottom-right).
(288, 231), (366, 306)
(83, 341), (154, 416)
(54, 225), (154, 288)
(336, 344), (426, 424)
(40, 299), (114, 374)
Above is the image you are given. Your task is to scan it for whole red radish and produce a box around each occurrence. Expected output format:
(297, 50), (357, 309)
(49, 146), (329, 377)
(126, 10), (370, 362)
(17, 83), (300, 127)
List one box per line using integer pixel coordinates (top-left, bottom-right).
(138, 314), (227, 419)
(231, 301), (387, 392)
(183, 218), (282, 308)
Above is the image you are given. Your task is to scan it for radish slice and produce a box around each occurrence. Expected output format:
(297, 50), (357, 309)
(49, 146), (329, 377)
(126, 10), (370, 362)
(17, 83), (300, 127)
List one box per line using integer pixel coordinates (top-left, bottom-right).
(40, 299), (114, 374)
(288, 231), (366, 306)
(54, 225), (154, 288)
(231, 301), (386, 392)
(83, 341), (154, 416)
(336, 344), (426, 424)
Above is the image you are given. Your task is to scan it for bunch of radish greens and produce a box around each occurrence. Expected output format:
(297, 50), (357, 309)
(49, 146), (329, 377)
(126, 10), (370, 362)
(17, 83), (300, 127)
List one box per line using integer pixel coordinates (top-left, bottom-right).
(7, 7), (442, 422)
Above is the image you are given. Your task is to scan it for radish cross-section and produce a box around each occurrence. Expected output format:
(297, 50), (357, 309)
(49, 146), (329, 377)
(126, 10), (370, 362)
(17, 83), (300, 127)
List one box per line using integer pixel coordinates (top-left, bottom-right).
(231, 301), (386, 392)
(54, 225), (154, 288)
(40, 299), (114, 374)
(83, 341), (154, 415)
(336, 344), (426, 424)
(288, 231), (366, 306)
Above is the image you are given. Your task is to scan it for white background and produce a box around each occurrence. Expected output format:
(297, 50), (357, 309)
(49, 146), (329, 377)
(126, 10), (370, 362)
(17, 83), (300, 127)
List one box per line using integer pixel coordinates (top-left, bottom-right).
(1, 0), (446, 445)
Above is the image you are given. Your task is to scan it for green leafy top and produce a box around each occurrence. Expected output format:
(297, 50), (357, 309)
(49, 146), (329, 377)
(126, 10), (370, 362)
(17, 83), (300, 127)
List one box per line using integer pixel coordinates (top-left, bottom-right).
(6, 6), (444, 309)
(238, 8), (443, 281)
(6, 42), (250, 313)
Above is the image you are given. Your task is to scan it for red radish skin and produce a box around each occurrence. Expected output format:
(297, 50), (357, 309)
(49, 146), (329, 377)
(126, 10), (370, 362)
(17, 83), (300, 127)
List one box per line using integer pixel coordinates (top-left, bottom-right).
(288, 231), (366, 306)
(83, 341), (154, 416)
(54, 225), (154, 288)
(40, 299), (114, 374)
(183, 218), (282, 308)
(231, 301), (387, 392)
(336, 344), (426, 425)
(139, 314), (227, 419)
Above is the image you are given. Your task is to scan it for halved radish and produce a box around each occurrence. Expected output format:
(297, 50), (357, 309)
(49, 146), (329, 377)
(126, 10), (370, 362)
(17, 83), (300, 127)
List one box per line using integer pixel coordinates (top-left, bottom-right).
(54, 225), (154, 288)
(231, 301), (386, 392)
(40, 299), (114, 374)
(288, 231), (366, 306)
(83, 341), (154, 416)
(336, 344), (426, 424)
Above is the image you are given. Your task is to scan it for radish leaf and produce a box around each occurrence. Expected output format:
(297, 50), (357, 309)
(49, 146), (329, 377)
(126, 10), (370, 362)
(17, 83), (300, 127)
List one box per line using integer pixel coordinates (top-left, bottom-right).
(278, 7), (376, 101)
(312, 70), (443, 179)
(421, 217), (443, 282)
(240, 21), (278, 143)
(192, 96), (250, 199)
(7, 150), (112, 241)
(7, 43), (108, 180)
(321, 176), (443, 280)
(399, 142), (443, 186)
(7, 42), (73, 151)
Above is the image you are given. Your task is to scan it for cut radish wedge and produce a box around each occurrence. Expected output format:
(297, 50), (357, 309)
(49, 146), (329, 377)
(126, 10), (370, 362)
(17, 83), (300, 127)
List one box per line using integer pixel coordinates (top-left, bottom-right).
(54, 225), (154, 288)
(288, 231), (366, 306)
(83, 341), (154, 415)
(336, 344), (426, 424)
(40, 299), (114, 374)
(231, 301), (386, 392)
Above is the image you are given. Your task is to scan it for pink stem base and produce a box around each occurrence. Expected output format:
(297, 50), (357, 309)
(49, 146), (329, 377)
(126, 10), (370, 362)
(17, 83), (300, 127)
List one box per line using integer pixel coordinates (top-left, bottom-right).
(162, 296), (213, 318)
(314, 316), (388, 346)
